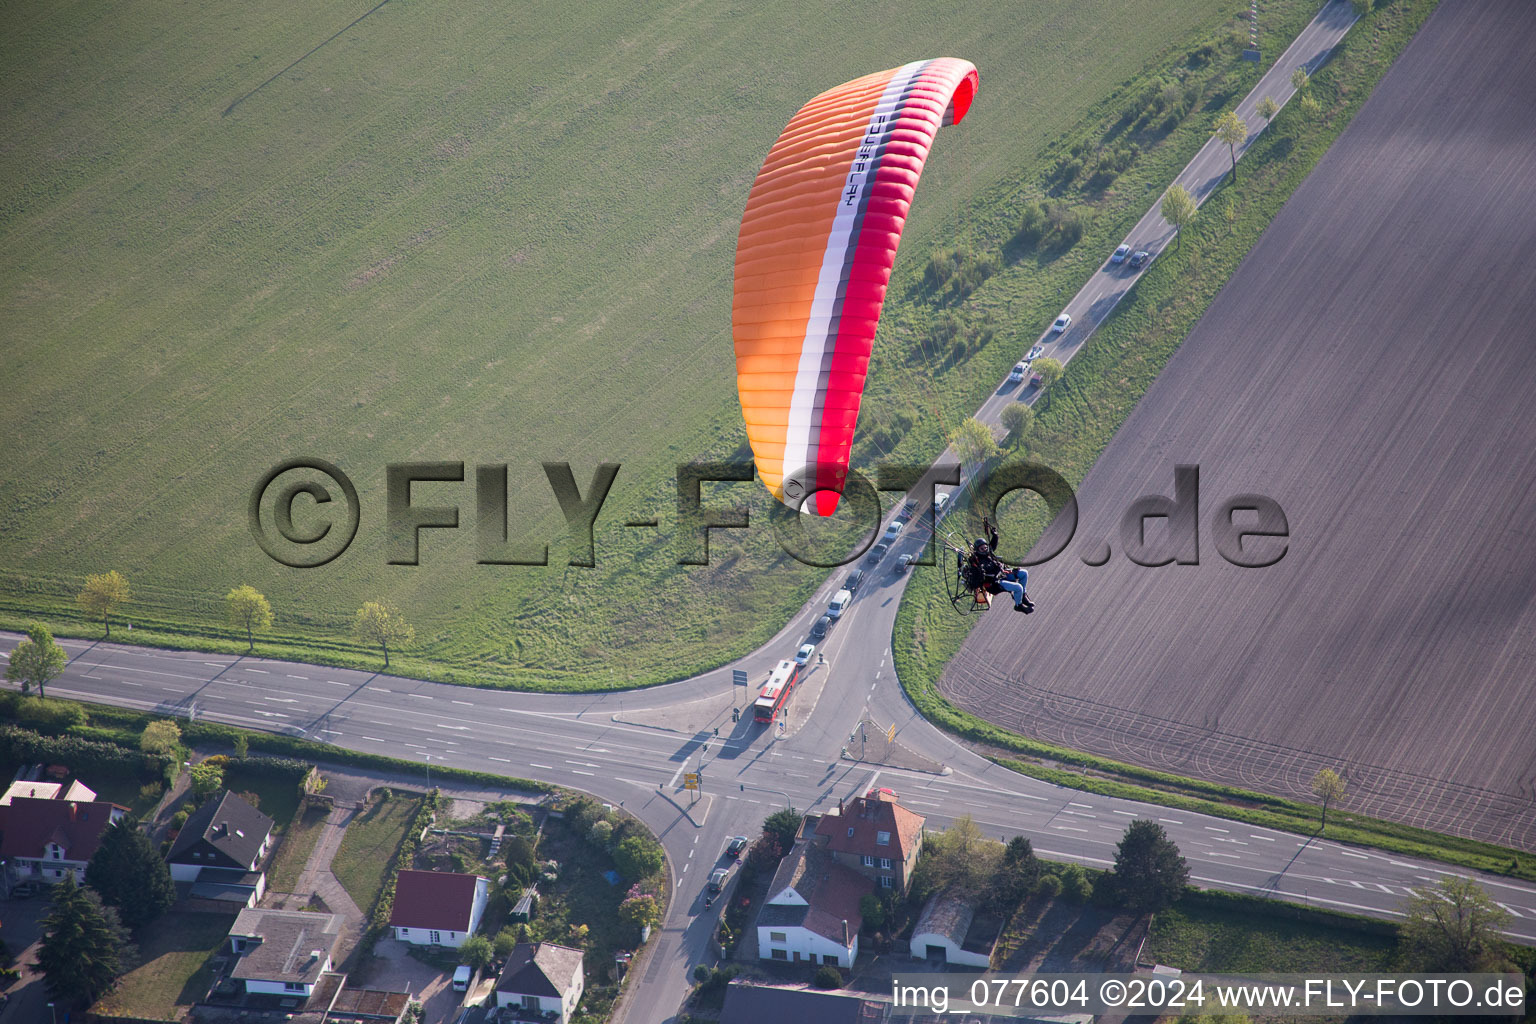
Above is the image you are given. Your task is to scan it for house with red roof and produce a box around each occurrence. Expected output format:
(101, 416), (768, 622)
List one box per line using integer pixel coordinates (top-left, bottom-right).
(0, 796), (126, 885)
(389, 869), (489, 948)
(812, 787), (924, 894)
(755, 839), (873, 968)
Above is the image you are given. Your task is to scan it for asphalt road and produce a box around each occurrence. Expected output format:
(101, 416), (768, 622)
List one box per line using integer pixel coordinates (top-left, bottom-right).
(945, 0), (1536, 855)
(10, 5), (1534, 1023)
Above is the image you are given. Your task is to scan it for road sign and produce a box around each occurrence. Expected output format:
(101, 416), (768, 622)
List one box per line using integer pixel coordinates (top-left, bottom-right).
(732, 669), (748, 687)
(683, 772), (700, 791)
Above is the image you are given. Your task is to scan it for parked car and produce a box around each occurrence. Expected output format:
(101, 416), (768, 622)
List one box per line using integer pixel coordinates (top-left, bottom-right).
(1111, 243), (1131, 264)
(8, 881), (42, 899)
(1051, 312), (1072, 333)
(844, 568), (866, 594)
(709, 868), (729, 893)
(810, 614), (832, 640)
(452, 965), (472, 993)
(1129, 249), (1152, 269)
(1008, 361), (1028, 383)
(726, 836), (749, 859)
(794, 642), (816, 666)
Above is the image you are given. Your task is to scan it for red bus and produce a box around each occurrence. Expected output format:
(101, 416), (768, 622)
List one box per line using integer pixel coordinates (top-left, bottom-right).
(753, 660), (800, 723)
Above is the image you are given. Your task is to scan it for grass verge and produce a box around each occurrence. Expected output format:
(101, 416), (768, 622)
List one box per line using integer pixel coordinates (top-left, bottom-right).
(890, 0), (1536, 883)
(266, 801), (330, 894)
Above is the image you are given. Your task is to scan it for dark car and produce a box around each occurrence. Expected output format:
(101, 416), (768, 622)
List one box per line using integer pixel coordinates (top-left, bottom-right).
(1129, 249), (1152, 269)
(870, 541), (890, 561)
(810, 614), (832, 640)
(726, 836), (749, 859)
(709, 868), (729, 893)
(8, 881), (43, 899)
(844, 568), (866, 594)
(894, 499), (917, 523)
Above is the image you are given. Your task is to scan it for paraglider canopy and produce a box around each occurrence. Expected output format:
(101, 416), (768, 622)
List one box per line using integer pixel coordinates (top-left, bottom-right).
(732, 58), (980, 516)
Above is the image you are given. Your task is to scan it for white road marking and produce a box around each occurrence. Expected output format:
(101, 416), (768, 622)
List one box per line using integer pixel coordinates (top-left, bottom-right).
(530, 764), (554, 770)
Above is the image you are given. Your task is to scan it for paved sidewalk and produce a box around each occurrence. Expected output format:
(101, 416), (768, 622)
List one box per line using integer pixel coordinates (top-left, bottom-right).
(277, 795), (368, 958)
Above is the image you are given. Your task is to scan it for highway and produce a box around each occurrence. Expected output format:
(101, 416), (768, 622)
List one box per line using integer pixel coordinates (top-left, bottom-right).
(8, 5), (1533, 1023)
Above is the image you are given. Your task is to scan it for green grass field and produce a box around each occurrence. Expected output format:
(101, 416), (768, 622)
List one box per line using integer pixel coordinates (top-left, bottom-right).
(91, 910), (235, 1018)
(0, 0), (1258, 688)
(332, 790), (422, 915)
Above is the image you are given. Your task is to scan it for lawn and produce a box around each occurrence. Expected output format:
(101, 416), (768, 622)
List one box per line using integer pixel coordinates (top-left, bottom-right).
(0, 0), (1250, 690)
(265, 801), (330, 894)
(1146, 899), (1396, 974)
(92, 911), (236, 1019)
(222, 763), (301, 831)
(332, 792), (423, 916)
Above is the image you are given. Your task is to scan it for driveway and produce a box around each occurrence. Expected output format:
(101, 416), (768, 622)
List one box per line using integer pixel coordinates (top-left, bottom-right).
(356, 938), (462, 1024)
(0, 894), (49, 1024)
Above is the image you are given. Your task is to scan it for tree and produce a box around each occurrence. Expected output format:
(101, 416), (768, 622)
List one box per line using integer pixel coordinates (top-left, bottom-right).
(913, 815), (1001, 900)
(1223, 198), (1239, 235)
(5, 622), (67, 699)
(493, 928), (519, 959)
(1213, 111), (1248, 183)
(352, 601), (415, 668)
(1310, 768), (1347, 830)
(619, 892), (663, 933)
(614, 835), (664, 881)
(1290, 66), (1310, 93)
(812, 965), (843, 989)
(858, 891), (887, 930)
(1107, 820), (1189, 916)
(86, 819), (176, 927)
(189, 761), (225, 800)
(1000, 403), (1035, 447)
(1299, 93), (1322, 121)
(1161, 185), (1197, 249)
(948, 417), (1000, 471)
(1256, 95), (1279, 127)
(225, 584), (273, 652)
(35, 876), (134, 1007)
(139, 720), (181, 756)
(1031, 357), (1065, 390)
(1400, 876), (1511, 971)
(77, 571), (131, 639)
(762, 808), (802, 851)
(992, 836), (1041, 911)
(459, 934), (494, 971)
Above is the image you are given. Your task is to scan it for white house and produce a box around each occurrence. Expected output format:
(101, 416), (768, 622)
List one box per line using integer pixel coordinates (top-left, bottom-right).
(165, 790), (273, 908)
(227, 907), (341, 998)
(389, 869), (489, 948)
(755, 840), (872, 968)
(495, 942), (585, 1023)
(0, 796), (125, 885)
(910, 893), (993, 967)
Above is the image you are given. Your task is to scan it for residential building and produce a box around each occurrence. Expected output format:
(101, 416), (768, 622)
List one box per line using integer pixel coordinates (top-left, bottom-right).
(494, 941), (585, 1023)
(165, 790), (273, 907)
(227, 907), (341, 998)
(812, 787), (924, 893)
(755, 840), (872, 968)
(389, 869), (489, 948)
(0, 797), (126, 884)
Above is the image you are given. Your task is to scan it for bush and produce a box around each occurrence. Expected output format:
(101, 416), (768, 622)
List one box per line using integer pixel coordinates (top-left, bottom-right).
(1034, 874), (1063, 899)
(812, 965), (843, 989)
(589, 820), (614, 847)
(170, 810), (189, 830)
(139, 720), (181, 756)
(1058, 863), (1093, 903)
(614, 835), (664, 882)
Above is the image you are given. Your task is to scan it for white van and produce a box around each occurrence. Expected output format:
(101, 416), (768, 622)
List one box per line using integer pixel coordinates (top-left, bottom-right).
(827, 588), (853, 619)
(452, 964), (472, 992)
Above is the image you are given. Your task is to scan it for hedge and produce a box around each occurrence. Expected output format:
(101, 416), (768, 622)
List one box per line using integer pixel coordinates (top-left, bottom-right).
(0, 725), (172, 781)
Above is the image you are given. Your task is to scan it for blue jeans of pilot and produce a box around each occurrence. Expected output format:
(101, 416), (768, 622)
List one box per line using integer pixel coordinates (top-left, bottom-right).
(996, 569), (1028, 607)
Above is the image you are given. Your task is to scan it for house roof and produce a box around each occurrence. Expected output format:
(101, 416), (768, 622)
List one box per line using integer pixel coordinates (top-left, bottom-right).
(721, 981), (884, 1024)
(389, 870), (484, 932)
(496, 941), (584, 998)
(761, 842), (872, 945)
(0, 797), (124, 862)
(229, 908), (341, 986)
(166, 790), (273, 868)
(814, 790), (924, 863)
(912, 893), (974, 945)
